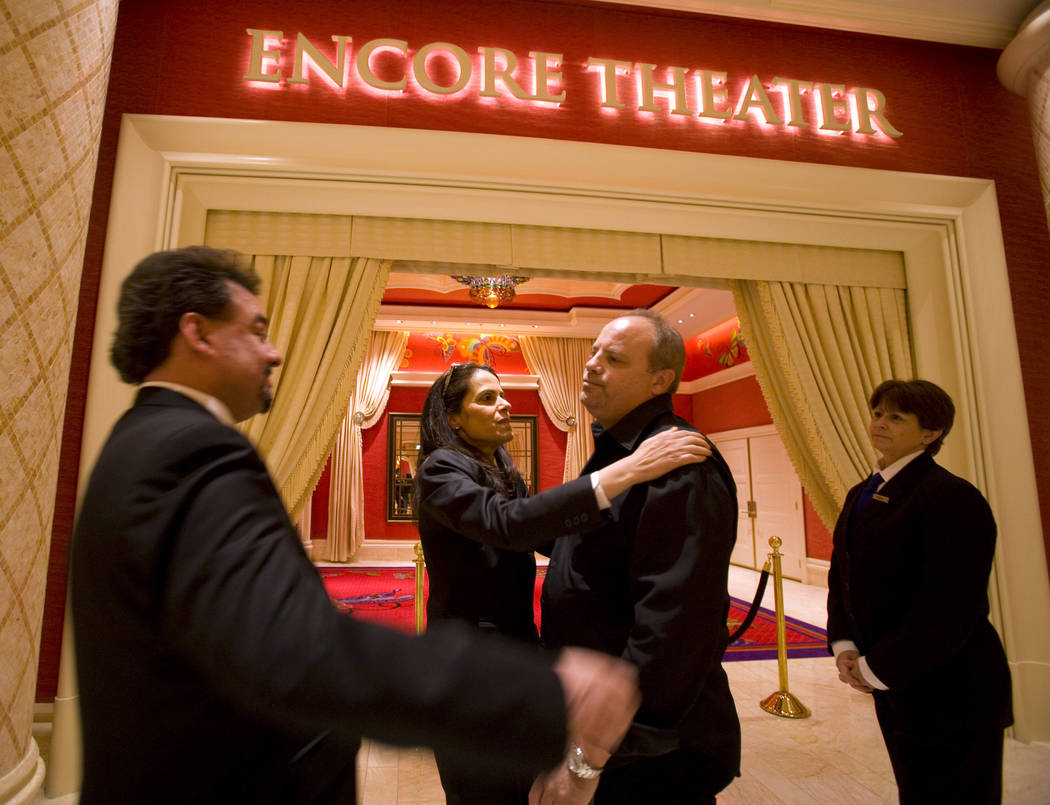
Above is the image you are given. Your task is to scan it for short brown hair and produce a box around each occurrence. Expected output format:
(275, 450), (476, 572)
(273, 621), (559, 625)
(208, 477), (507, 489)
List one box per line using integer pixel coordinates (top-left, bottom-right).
(870, 379), (955, 455)
(617, 309), (685, 393)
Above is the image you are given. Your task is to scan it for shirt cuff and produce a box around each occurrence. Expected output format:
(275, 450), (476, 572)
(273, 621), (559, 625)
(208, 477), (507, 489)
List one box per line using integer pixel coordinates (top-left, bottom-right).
(858, 656), (889, 690)
(831, 640), (859, 657)
(590, 471), (611, 510)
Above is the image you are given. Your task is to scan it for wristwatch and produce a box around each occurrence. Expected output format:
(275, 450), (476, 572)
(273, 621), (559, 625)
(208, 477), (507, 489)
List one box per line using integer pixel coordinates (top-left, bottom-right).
(566, 744), (604, 780)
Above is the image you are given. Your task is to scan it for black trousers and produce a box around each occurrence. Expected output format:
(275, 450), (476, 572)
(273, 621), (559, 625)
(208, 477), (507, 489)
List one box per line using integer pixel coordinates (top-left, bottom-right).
(434, 748), (532, 805)
(874, 695), (1005, 805)
(281, 730), (359, 804)
(594, 748), (734, 805)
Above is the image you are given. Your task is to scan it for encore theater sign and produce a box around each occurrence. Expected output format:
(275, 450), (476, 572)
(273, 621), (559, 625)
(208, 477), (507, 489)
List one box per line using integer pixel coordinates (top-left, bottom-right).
(243, 29), (904, 139)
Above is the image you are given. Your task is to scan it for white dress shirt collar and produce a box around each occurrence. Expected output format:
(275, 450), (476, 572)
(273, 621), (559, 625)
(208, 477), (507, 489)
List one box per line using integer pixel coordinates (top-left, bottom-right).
(872, 448), (925, 487)
(140, 381), (235, 427)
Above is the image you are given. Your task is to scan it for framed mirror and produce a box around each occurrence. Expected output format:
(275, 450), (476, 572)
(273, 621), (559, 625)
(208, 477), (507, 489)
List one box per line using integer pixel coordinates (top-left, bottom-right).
(387, 413), (538, 521)
(388, 414), (420, 521)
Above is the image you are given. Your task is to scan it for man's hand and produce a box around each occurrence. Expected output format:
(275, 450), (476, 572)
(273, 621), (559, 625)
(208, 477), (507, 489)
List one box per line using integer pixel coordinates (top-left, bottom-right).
(835, 649), (874, 693)
(529, 762), (599, 805)
(552, 648), (640, 757)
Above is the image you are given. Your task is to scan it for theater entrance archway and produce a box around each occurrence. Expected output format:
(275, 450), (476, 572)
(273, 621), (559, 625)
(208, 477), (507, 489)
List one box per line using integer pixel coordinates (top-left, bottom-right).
(74, 115), (1049, 744)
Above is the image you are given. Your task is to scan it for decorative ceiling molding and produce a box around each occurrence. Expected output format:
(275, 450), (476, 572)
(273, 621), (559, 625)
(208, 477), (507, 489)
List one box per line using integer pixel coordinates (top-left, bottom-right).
(677, 360), (755, 394)
(375, 285), (739, 339)
(374, 303), (626, 337)
(385, 270), (633, 300)
(391, 371), (540, 389)
(584, 0), (1035, 49)
(652, 286), (738, 335)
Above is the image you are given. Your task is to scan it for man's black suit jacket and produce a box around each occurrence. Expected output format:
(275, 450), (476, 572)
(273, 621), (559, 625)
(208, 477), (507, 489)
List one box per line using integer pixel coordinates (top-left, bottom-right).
(71, 388), (566, 803)
(541, 395), (741, 782)
(826, 452), (1012, 732)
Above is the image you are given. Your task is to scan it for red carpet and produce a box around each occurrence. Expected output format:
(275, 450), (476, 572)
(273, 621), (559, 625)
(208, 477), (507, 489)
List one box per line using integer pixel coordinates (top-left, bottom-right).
(318, 566), (828, 661)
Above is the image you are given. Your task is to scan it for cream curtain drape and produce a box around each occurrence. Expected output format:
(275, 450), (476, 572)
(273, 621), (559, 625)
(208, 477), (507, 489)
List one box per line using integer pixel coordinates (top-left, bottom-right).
(519, 336), (595, 482)
(237, 255), (393, 521)
(208, 210), (912, 538)
(730, 279), (913, 530)
(319, 331), (410, 561)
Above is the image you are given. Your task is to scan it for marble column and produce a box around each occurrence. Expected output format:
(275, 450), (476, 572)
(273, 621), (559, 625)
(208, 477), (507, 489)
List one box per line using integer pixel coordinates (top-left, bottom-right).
(999, 1), (1050, 232)
(0, 1), (117, 802)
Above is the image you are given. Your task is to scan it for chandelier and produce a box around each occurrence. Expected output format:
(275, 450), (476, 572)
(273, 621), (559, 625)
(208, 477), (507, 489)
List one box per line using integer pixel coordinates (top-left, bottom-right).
(451, 274), (530, 309)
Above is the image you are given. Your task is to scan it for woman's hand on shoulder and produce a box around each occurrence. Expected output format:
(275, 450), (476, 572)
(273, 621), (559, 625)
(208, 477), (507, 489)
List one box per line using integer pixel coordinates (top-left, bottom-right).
(596, 427), (711, 500)
(629, 427), (711, 482)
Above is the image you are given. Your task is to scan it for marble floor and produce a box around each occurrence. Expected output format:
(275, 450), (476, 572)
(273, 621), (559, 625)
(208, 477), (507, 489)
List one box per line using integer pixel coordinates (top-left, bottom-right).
(353, 566), (1050, 805)
(36, 566), (1050, 804)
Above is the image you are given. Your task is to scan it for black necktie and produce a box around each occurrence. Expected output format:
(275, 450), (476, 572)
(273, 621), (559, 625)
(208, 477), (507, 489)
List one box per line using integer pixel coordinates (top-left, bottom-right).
(853, 472), (884, 516)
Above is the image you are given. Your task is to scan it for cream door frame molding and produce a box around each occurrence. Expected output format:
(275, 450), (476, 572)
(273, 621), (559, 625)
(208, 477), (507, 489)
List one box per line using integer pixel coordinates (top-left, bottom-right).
(82, 112), (1048, 741)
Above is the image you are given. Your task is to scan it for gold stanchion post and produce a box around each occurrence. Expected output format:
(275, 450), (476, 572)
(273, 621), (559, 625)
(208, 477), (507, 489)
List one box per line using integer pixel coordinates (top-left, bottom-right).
(759, 536), (811, 718)
(414, 542), (426, 635)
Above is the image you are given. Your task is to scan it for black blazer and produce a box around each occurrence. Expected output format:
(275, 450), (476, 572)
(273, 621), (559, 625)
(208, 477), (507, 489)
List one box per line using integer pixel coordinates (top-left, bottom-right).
(416, 447), (602, 641)
(826, 452), (1012, 730)
(71, 388), (567, 803)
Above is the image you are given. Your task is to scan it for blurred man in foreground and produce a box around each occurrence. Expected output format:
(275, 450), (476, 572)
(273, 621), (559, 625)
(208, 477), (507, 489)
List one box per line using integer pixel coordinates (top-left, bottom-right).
(71, 246), (639, 803)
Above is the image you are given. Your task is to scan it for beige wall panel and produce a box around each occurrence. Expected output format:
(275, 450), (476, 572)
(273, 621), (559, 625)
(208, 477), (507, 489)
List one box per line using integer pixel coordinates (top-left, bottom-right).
(204, 210), (352, 256)
(351, 216), (512, 264)
(512, 225), (661, 275)
(0, 0), (119, 800)
(662, 235), (906, 288)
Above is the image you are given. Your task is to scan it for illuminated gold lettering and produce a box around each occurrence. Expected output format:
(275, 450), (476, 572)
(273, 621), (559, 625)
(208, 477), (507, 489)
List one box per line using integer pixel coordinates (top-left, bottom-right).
(586, 57), (632, 108)
(770, 77), (813, 127)
(357, 38), (408, 91)
(733, 75), (784, 125)
(852, 87), (903, 138)
(414, 42), (471, 94)
(636, 64), (691, 115)
(530, 52), (566, 103)
(244, 29), (284, 82)
(815, 82), (851, 132)
(287, 33), (350, 86)
(697, 70), (731, 120)
(240, 28), (901, 141)
(478, 47), (532, 100)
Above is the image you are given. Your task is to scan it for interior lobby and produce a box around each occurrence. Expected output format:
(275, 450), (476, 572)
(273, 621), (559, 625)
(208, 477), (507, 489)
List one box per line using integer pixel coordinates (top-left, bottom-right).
(4, 1), (1050, 802)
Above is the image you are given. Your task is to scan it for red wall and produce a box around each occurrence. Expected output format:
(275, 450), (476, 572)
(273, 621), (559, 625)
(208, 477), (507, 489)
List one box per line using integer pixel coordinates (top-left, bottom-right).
(691, 375), (771, 434)
(362, 387), (429, 540)
(401, 332), (530, 374)
(309, 457), (332, 543)
(804, 495), (834, 561)
(41, 0), (1050, 698)
(683, 318), (748, 382)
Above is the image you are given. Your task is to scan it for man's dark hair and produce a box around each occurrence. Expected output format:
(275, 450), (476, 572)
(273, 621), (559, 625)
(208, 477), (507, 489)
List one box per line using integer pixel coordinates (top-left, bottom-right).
(618, 308), (686, 393)
(110, 246), (261, 384)
(869, 379), (955, 456)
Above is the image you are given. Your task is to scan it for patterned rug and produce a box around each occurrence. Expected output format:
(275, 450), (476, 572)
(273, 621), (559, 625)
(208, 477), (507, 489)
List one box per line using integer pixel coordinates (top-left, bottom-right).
(318, 565), (828, 661)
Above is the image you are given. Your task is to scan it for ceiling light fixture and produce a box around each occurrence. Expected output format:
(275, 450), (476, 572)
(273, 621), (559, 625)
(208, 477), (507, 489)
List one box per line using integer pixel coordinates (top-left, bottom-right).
(452, 274), (530, 309)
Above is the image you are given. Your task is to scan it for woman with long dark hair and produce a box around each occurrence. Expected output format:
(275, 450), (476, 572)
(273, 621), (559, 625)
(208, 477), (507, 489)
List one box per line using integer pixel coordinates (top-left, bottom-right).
(415, 361), (709, 804)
